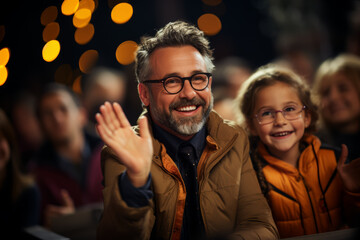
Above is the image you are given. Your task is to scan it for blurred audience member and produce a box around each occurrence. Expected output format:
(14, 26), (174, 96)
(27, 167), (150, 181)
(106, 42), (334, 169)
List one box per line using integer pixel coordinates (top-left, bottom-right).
(212, 88), (237, 121)
(10, 91), (44, 173)
(31, 83), (103, 228)
(81, 67), (127, 135)
(212, 56), (252, 99)
(313, 53), (360, 160)
(0, 108), (40, 233)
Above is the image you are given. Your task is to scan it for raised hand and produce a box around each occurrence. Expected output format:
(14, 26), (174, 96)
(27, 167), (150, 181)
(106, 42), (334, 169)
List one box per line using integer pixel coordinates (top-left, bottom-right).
(337, 144), (360, 193)
(95, 102), (153, 187)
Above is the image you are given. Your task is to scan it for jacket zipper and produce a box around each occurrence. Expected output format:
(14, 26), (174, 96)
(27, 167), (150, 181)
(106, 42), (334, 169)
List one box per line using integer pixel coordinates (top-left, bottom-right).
(300, 173), (319, 233)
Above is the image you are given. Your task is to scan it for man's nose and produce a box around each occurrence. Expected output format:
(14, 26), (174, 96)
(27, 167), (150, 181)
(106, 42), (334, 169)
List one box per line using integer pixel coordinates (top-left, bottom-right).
(179, 79), (196, 99)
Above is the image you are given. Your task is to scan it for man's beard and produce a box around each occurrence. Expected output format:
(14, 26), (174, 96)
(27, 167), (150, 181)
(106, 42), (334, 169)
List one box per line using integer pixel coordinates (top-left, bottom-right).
(150, 95), (213, 136)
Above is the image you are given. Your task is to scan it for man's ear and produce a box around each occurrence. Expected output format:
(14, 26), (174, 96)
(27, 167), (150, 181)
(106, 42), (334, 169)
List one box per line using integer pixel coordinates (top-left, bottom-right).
(138, 83), (150, 107)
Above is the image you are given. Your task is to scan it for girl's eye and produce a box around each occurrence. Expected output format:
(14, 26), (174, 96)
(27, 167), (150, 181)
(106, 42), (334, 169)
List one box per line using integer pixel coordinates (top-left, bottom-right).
(261, 110), (272, 117)
(284, 107), (296, 112)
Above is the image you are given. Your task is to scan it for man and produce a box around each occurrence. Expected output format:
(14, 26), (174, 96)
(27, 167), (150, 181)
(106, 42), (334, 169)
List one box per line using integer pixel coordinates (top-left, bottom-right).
(32, 83), (103, 228)
(95, 21), (278, 239)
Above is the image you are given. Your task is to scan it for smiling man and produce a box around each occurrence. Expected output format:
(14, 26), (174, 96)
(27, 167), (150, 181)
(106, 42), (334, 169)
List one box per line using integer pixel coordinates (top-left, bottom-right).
(95, 21), (278, 240)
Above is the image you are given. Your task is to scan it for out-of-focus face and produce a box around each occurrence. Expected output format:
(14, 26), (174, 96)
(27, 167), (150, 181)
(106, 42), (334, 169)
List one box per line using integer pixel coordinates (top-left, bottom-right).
(39, 91), (85, 145)
(0, 134), (10, 170)
(138, 45), (213, 140)
(249, 82), (310, 160)
(319, 73), (360, 129)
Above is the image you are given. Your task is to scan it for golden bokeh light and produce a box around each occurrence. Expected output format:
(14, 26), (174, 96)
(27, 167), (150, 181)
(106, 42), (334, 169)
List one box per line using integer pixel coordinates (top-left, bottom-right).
(42, 40), (61, 62)
(0, 65), (8, 86)
(0, 25), (5, 43)
(55, 64), (73, 85)
(202, 0), (222, 6)
(72, 75), (82, 94)
(0, 47), (10, 66)
(73, 8), (92, 28)
(41, 6), (58, 26)
(61, 0), (80, 16)
(79, 49), (98, 73)
(115, 40), (138, 65)
(111, 3), (133, 24)
(74, 23), (94, 45)
(78, 0), (95, 13)
(42, 22), (60, 42)
(197, 13), (222, 36)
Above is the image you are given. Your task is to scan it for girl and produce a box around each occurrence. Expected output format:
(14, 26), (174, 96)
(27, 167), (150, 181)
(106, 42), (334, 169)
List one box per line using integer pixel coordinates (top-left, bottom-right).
(234, 64), (360, 238)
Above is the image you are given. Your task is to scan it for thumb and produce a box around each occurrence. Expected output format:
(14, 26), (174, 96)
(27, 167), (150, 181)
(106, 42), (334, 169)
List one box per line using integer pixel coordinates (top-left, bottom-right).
(60, 189), (74, 208)
(338, 144), (348, 168)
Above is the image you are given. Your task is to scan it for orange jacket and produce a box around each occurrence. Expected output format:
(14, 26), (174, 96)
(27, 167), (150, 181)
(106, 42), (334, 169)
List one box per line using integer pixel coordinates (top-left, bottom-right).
(253, 135), (360, 238)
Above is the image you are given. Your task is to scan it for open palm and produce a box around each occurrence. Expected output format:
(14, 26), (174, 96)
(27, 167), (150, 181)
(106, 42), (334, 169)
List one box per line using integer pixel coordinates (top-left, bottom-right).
(96, 102), (153, 187)
(337, 144), (360, 193)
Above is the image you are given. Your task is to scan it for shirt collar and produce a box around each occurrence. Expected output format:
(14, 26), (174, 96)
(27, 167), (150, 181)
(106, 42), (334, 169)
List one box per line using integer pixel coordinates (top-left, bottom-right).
(152, 122), (207, 161)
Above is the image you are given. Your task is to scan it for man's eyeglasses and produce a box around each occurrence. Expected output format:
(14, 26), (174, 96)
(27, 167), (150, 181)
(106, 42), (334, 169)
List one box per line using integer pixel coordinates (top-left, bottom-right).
(255, 105), (306, 125)
(143, 72), (211, 94)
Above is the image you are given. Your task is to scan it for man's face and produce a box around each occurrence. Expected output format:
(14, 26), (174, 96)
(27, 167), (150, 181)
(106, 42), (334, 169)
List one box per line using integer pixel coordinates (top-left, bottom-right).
(39, 91), (85, 145)
(139, 45), (213, 140)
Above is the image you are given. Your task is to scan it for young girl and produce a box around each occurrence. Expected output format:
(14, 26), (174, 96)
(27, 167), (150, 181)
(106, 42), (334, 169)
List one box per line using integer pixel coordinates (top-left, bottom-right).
(234, 64), (360, 238)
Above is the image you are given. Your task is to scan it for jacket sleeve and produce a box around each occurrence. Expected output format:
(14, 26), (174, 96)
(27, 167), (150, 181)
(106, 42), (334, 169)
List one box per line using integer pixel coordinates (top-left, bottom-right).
(231, 131), (279, 240)
(96, 146), (156, 240)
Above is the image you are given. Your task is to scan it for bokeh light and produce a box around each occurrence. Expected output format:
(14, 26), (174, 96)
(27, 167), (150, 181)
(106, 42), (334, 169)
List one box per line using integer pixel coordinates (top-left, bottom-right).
(78, 0), (95, 13)
(74, 23), (94, 45)
(42, 22), (60, 42)
(197, 13), (222, 36)
(0, 66), (8, 86)
(0, 25), (5, 43)
(73, 8), (92, 28)
(115, 40), (138, 65)
(79, 49), (98, 73)
(42, 40), (61, 62)
(0, 48), (10, 66)
(55, 64), (73, 85)
(72, 75), (82, 94)
(111, 3), (133, 24)
(202, 0), (222, 6)
(40, 6), (58, 26)
(61, 0), (79, 16)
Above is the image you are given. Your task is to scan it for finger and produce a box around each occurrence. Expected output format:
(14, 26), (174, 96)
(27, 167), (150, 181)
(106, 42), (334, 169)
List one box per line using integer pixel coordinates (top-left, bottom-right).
(100, 102), (116, 131)
(138, 116), (151, 140)
(113, 102), (131, 128)
(338, 144), (348, 168)
(106, 102), (121, 129)
(95, 113), (113, 137)
(60, 189), (74, 208)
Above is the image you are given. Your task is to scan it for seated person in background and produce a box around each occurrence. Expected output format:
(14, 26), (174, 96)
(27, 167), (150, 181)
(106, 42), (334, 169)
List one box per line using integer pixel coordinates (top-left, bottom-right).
(95, 20), (278, 240)
(0, 108), (40, 233)
(234, 64), (360, 238)
(31, 83), (103, 228)
(81, 66), (127, 136)
(312, 53), (360, 160)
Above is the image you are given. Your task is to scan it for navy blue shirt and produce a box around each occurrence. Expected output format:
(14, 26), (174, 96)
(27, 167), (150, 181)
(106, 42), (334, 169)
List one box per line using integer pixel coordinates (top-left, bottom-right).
(119, 122), (207, 239)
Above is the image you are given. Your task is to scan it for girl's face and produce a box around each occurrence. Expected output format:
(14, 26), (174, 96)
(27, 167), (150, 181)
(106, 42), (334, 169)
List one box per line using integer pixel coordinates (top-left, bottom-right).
(319, 73), (360, 129)
(249, 82), (311, 160)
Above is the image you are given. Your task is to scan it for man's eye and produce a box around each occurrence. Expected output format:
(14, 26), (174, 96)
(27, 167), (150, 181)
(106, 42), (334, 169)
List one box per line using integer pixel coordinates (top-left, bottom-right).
(166, 78), (181, 85)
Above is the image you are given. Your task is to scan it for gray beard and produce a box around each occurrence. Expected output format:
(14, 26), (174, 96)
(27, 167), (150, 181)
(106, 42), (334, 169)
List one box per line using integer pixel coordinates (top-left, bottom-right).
(150, 95), (213, 136)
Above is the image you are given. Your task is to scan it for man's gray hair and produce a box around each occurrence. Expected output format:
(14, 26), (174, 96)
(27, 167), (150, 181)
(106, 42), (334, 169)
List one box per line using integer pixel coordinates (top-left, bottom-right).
(135, 21), (215, 83)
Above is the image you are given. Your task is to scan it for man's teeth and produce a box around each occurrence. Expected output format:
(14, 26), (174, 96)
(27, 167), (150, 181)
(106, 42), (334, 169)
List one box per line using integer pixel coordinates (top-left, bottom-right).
(273, 131), (291, 137)
(177, 105), (197, 112)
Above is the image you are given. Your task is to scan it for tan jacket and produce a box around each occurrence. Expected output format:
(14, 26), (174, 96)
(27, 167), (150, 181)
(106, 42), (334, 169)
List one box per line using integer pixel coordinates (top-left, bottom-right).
(97, 111), (279, 240)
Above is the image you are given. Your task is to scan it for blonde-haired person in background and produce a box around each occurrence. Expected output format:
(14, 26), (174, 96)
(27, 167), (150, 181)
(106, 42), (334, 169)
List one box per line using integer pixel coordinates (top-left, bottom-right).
(234, 64), (360, 238)
(313, 53), (360, 161)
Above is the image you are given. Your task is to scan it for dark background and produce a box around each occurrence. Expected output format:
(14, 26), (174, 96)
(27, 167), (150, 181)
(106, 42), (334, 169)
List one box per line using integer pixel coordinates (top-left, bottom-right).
(0, 0), (359, 124)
